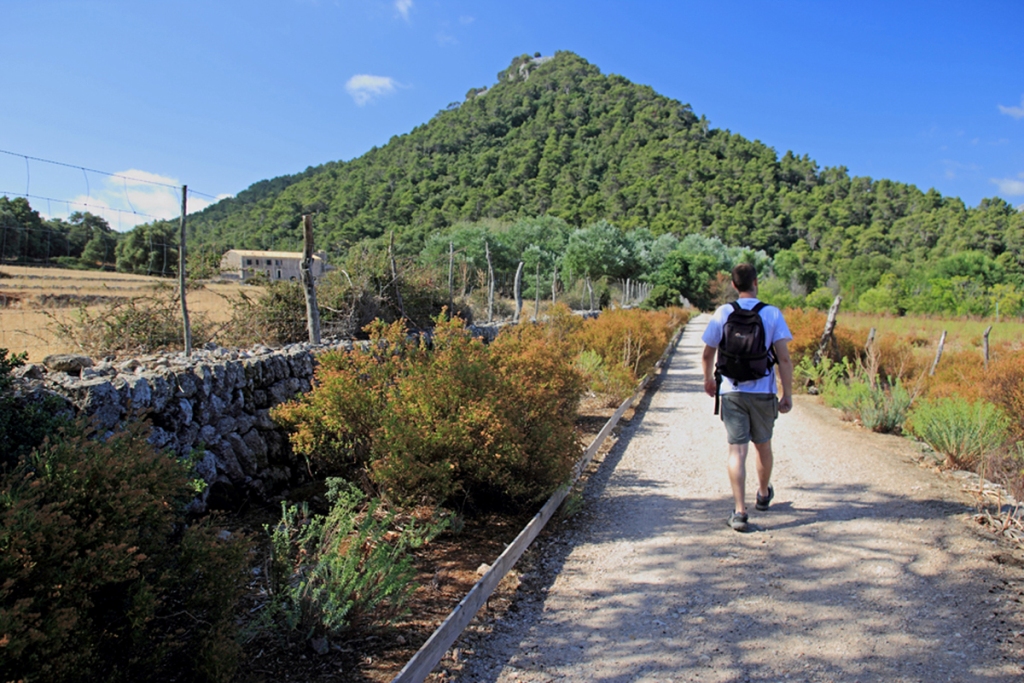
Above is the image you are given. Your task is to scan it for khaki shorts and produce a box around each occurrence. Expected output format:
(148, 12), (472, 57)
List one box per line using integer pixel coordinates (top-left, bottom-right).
(721, 392), (778, 445)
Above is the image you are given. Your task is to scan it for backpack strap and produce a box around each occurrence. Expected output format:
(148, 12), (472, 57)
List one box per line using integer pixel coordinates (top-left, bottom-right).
(752, 301), (778, 368)
(714, 370), (722, 417)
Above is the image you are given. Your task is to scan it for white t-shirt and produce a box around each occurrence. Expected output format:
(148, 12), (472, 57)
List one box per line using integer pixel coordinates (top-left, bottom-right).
(701, 298), (792, 394)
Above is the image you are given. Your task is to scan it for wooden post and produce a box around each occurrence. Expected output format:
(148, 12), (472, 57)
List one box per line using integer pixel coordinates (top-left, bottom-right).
(586, 275), (594, 311)
(513, 261), (524, 323)
(300, 215), (321, 344)
(983, 325), (992, 370)
(929, 330), (947, 376)
(812, 295), (842, 366)
(485, 241), (494, 323)
(551, 266), (557, 304)
(865, 327), (876, 353)
(447, 241), (454, 315)
(179, 185), (192, 357)
(624, 277), (630, 307)
(534, 261), (541, 321)
(389, 231), (406, 323)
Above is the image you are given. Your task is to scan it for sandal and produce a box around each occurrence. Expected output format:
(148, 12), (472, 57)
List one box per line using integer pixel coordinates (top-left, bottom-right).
(755, 484), (774, 511)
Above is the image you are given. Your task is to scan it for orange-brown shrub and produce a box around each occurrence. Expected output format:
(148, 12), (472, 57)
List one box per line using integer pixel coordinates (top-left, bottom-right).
(871, 332), (927, 383)
(782, 307), (860, 367)
(273, 314), (585, 509)
(575, 308), (690, 387)
(273, 319), (410, 477)
(0, 420), (250, 683)
(923, 349), (987, 402)
(982, 350), (1024, 442)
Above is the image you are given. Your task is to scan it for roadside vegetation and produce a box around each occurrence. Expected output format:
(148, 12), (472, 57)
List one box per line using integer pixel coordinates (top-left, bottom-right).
(787, 306), (1024, 506)
(1, 300), (690, 682)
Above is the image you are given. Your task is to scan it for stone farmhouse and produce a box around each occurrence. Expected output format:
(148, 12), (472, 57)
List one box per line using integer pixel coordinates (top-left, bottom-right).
(219, 249), (329, 282)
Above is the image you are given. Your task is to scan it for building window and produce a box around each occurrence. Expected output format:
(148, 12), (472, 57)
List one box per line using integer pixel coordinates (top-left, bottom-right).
(276, 269), (282, 279)
(246, 259), (252, 266)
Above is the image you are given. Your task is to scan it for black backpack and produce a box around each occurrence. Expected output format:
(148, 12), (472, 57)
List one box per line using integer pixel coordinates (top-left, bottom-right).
(714, 301), (776, 415)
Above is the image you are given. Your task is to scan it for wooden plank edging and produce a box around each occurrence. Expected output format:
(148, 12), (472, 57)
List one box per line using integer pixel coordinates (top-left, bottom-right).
(390, 322), (686, 683)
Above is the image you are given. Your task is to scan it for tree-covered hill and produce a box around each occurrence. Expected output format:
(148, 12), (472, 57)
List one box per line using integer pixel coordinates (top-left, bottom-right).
(173, 51), (1021, 286)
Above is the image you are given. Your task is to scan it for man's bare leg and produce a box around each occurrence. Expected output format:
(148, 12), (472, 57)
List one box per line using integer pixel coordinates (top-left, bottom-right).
(754, 440), (773, 498)
(727, 443), (749, 514)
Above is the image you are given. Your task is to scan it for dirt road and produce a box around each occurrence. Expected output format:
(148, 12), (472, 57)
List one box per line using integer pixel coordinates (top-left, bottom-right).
(455, 314), (1024, 682)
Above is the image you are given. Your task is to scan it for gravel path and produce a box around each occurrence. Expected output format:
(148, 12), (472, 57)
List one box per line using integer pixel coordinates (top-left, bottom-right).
(454, 314), (1024, 682)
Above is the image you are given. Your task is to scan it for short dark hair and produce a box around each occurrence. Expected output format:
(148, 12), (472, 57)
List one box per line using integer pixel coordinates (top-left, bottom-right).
(732, 263), (757, 293)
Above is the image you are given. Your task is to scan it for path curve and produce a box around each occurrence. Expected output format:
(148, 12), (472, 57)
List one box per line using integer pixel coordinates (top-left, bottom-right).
(455, 314), (1024, 682)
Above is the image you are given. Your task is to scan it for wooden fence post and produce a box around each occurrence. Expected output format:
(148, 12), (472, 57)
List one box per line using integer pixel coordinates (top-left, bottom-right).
(447, 241), (454, 314)
(513, 261), (524, 323)
(389, 231), (406, 323)
(179, 185), (192, 357)
(929, 330), (947, 376)
(485, 241), (494, 323)
(812, 295), (842, 366)
(551, 266), (557, 305)
(983, 325), (992, 370)
(534, 261), (541, 321)
(865, 327), (876, 354)
(300, 215), (322, 344)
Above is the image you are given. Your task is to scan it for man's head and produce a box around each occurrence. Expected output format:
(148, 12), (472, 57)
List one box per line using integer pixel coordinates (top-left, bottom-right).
(731, 263), (758, 294)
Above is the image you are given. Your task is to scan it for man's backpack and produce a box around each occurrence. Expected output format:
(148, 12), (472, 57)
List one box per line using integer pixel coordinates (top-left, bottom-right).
(714, 301), (776, 415)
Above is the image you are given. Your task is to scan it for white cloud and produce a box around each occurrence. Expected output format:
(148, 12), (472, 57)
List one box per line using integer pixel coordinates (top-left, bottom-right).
(458, 15), (474, 25)
(395, 0), (412, 20)
(998, 95), (1024, 119)
(345, 74), (397, 106)
(62, 170), (228, 232)
(992, 174), (1024, 196)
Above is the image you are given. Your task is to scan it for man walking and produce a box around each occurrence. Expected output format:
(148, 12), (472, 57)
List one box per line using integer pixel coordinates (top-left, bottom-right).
(701, 263), (793, 532)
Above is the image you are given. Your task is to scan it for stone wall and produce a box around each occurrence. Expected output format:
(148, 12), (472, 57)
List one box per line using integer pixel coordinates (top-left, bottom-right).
(23, 343), (342, 511)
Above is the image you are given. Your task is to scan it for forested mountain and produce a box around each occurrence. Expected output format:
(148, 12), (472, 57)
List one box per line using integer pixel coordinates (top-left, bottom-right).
(172, 52), (1022, 289)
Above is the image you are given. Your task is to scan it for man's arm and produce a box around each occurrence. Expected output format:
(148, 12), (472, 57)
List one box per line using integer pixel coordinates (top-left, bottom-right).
(774, 339), (793, 413)
(702, 345), (718, 397)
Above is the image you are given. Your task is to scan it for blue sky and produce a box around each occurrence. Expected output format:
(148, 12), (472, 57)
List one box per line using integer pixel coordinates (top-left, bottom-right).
(1, 0), (1022, 231)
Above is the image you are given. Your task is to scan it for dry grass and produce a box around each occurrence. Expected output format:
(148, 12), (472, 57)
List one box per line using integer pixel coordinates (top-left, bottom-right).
(840, 311), (1024, 358)
(0, 265), (255, 361)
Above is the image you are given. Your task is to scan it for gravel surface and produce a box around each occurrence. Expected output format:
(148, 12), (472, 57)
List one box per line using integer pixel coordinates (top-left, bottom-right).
(453, 314), (1024, 682)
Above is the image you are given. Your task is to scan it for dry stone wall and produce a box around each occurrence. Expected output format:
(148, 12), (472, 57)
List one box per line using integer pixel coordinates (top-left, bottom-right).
(24, 343), (351, 511)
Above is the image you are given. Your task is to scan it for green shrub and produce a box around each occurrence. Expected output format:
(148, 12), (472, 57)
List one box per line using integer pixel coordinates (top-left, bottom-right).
(805, 286), (836, 311)
(907, 397), (1011, 470)
(0, 419), (250, 683)
(795, 355), (852, 395)
(260, 479), (445, 637)
(0, 349), (70, 469)
(825, 374), (914, 434)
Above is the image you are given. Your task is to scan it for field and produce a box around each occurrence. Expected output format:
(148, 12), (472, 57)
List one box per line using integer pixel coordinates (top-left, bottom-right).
(0, 265), (253, 361)
(834, 310), (1024, 369)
